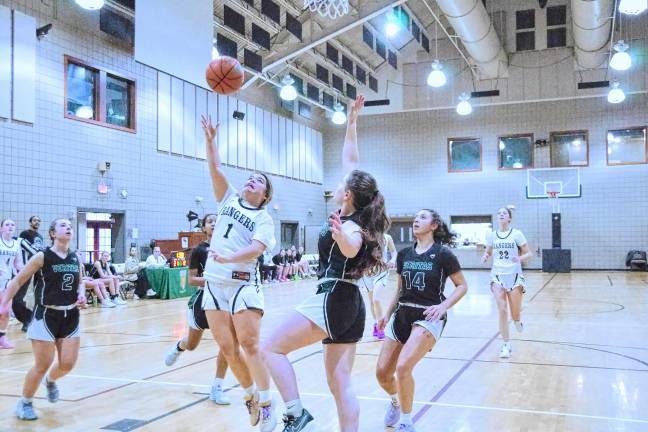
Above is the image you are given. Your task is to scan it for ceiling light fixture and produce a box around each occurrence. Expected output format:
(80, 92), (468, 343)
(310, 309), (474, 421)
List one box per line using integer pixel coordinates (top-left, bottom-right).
(619, 0), (647, 15)
(331, 102), (347, 125)
(75, 0), (105, 10)
(607, 81), (626, 104)
(456, 93), (472, 116)
(427, 59), (447, 87)
(279, 75), (298, 101)
(610, 40), (632, 71)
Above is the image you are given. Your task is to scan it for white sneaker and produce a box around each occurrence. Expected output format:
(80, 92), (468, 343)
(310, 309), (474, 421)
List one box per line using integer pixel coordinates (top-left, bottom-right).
(100, 299), (116, 308)
(259, 400), (277, 432)
(146, 289), (157, 297)
(514, 321), (524, 333)
(499, 343), (512, 358)
(113, 296), (127, 306)
(164, 344), (182, 366)
(133, 294), (140, 300)
(209, 385), (231, 405)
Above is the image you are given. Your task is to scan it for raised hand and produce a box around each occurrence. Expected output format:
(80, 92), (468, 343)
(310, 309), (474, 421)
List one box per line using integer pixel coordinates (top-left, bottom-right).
(348, 95), (365, 125)
(200, 115), (220, 142)
(328, 211), (343, 237)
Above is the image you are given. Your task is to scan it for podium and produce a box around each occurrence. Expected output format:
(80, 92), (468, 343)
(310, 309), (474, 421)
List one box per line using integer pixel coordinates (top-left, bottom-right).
(155, 232), (208, 258)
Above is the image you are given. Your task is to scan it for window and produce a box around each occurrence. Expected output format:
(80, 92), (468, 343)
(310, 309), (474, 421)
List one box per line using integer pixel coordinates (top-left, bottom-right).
(516, 9), (535, 51)
(607, 127), (647, 166)
(450, 215), (492, 248)
(498, 134), (534, 170)
(550, 130), (588, 167)
(298, 101), (311, 119)
(65, 56), (135, 132)
(448, 137), (482, 172)
(546, 5), (567, 48)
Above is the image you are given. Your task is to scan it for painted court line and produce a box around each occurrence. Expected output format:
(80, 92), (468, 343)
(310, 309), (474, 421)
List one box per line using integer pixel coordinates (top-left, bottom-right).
(82, 311), (179, 331)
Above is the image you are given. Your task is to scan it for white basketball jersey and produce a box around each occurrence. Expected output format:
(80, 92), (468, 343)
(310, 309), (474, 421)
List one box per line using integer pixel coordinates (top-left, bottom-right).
(383, 233), (394, 262)
(204, 186), (276, 284)
(487, 229), (527, 275)
(0, 238), (20, 281)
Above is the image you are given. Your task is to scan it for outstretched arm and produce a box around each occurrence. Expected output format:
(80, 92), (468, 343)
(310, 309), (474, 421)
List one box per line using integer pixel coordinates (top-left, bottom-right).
(342, 96), (365, 174)
(201, 115), (229, 202)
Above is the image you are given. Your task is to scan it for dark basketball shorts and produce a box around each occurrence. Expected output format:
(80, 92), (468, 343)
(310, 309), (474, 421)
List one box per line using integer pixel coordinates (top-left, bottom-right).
(385, 304), (446, 345)
(27, 305), (80, 342)
(296, 279), (366, 344)
(187, 289), (209, 331)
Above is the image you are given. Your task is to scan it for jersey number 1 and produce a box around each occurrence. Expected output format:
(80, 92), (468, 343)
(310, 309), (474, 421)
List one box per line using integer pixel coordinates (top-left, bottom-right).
(223, 224), (234, 239)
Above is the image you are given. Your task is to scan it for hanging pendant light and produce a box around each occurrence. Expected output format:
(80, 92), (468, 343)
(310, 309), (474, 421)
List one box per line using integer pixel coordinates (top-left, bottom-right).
(607, 81), (626, 104)
(427, 59), (447, 88)
(279, 75), (298, 101)
(331, 102), (347, 125)
(456, 93), (472, 115)
(610, 40), (632, 71)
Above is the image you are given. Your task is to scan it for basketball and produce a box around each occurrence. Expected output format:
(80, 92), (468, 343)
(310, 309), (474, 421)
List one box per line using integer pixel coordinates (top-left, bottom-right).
(205, 56), (244, 95)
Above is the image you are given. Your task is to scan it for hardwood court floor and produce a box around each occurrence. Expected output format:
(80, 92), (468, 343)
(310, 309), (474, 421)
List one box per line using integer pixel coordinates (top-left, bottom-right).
(1, 270), (647, 431)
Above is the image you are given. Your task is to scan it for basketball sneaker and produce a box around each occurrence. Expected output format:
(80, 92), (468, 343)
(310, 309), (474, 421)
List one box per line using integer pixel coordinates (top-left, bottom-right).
(244, 392), (261, 426)
(396, 423), (416, 431)
(499, 343), (512, 358)
(0, 335), (14, 349)
(282, 408), (313, 432)
(514, 321), (524, 333)
(259, 400), (277, 431)
(44, 377), (59, 403)
(113, 296), (127, 306)
(164, 343), (183, 366)
(15, 399), (38, 421)
(100, 299), (116, 308)
(209, 384), (231, 405)
(384, 400), (400, 426)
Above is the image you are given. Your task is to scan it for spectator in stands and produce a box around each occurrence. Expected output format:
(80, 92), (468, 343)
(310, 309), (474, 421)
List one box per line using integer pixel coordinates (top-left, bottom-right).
(260, 249), (277, 283)
(273, 249), (288, 282)
(296, 246), (315, 278)
(287, 248), (299, 281)
(124, 246), (154, 299)
(77, 252), (114, 308)
(146, 246), (167, 268)
(91, 252), (126, 305)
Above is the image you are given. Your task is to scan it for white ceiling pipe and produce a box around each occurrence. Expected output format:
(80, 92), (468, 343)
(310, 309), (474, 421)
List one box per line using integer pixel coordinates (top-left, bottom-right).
(572, 0), (615, 70)
(434, 0), (508, 79)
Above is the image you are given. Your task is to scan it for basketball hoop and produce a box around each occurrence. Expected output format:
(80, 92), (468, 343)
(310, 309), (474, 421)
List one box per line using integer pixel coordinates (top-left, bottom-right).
(304, 0), (349, 19)
(547, 191), (560, 213)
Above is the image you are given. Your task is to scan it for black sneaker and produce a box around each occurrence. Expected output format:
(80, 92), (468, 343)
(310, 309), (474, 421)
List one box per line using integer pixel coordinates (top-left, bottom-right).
(282, 408), (313, 432)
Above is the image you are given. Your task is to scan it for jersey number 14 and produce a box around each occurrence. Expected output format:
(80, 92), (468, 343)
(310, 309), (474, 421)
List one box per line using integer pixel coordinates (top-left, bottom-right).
(402, 271), (426, 291)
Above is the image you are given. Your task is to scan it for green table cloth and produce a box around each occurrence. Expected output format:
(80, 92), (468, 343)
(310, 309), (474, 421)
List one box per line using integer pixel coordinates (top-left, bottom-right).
(145, 267), (196, 299)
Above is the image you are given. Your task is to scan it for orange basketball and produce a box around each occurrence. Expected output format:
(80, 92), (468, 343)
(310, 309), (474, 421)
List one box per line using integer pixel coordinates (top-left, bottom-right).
(205, 56), (244, 95)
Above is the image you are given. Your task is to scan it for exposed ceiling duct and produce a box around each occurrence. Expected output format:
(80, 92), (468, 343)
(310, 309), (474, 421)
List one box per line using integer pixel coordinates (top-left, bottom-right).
(433, 0), (508, 79)
(571, 0), (615, 70)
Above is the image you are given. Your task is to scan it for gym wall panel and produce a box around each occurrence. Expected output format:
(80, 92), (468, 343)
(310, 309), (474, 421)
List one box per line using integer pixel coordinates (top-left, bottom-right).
(270, 113), (280, 175)
(215, 93), (228, 163)
(237, 101), (248, 168)
(245, 102), (255, 170)
(260, 110), (272, 173)
(292, 121), (301, 179)
(12, 10), (36, 123)
(314, 131), (323, 183)
(183, 82), (196, 158)
(299, 124), (307, 180)
(157, 72), (171, 152)
(195, 88), (209, 160)
(170, 77), (184, 155)
(284, 119), (292, 177)
(305, 127), (314, 182)
(0, 6), (10, 119)
(227, 97), (238, 166)
(256, 106), (266, 172)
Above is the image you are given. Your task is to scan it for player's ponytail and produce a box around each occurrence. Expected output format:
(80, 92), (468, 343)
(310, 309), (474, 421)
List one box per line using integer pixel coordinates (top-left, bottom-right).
(345, 170), (391, 278)
(422, 209), (456, 245)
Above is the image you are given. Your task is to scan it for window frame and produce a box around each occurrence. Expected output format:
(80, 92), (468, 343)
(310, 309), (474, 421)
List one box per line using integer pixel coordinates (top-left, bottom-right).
(64, 55), (136, 133)
(497, 133), (535, 171)
(546, 4), (567, 49)
(549, 129), (589, 167)
(447, 137), (483, 173)
(606, 126), (648, 166)
(515, 9), (535, 52)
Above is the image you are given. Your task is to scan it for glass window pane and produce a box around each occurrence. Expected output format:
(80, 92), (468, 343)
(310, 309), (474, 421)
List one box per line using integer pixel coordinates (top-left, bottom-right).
(547, 5), (566, 26)
(547, 28), (566, 48)
(449, 138), (481, 171)
(550, 131), (588, 167)
(106, 75), (131, 128)
(607, 128), (647, 165)
(499, 135), (534, 169)
(66, 63), (97, 120)
(516, 31), (535, 51)
(450, 215), (492, 248)
(516, 9), (535, 29)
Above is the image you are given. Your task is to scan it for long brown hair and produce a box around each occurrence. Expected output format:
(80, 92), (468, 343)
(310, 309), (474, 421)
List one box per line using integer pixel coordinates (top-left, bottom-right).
(345, 169), (390, 278)
(421, 209), (455, 245)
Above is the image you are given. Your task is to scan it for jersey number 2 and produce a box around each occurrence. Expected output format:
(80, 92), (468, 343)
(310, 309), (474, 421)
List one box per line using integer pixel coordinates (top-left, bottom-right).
(223, 224), (234, 239)
(402, 271), (426, 291)
(62, 274), (74, 291)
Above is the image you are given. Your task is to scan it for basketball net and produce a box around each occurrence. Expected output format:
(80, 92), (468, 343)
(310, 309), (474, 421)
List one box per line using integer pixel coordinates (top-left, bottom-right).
(547, 192), (560, 213)
(303, 0), (349, 19)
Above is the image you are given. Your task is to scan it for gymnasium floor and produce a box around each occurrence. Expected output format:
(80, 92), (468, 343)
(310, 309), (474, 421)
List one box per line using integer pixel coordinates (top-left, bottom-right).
(0, 270), (646, 432)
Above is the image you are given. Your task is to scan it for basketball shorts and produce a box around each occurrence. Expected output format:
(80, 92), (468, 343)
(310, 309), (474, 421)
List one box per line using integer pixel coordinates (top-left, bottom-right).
(203, 280), (264, 314)
(187, 289), (209, 331)
(296, 279), (365, 344)
(359, 271), (389, 293)
(27, 305), (80, 342)
(385, 304), (446, 344)
(491, 273), (526, 292)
